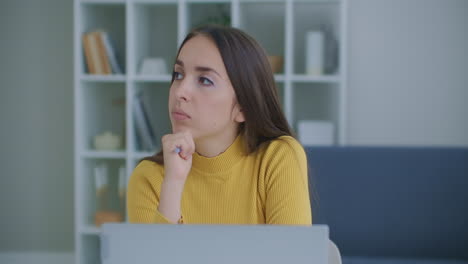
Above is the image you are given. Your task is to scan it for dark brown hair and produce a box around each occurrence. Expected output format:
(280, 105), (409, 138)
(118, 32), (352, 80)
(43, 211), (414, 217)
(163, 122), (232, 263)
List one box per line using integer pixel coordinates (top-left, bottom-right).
(142, 25), (294, 165)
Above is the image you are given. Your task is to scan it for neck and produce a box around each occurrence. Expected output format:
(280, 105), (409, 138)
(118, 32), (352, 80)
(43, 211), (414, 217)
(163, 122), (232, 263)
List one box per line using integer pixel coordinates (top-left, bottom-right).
(194, 129), (238, 158)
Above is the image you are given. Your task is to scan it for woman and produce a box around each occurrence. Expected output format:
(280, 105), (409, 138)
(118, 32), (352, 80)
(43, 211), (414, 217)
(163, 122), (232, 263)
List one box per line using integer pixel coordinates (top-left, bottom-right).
(127, 25), (311, 225)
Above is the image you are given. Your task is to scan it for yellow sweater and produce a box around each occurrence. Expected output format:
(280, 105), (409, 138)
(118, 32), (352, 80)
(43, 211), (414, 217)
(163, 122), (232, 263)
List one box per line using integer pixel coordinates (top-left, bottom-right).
(127, 135), (312, 225)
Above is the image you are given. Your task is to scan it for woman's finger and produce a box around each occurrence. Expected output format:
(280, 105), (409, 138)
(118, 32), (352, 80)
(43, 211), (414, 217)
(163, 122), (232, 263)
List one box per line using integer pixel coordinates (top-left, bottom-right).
(182, 133), (195, 159)
(162, 132), (194, 159)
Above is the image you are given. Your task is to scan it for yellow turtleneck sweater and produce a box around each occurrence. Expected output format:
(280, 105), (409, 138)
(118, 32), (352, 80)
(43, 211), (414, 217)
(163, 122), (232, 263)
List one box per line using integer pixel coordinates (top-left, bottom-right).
(127, 135), (312, 225)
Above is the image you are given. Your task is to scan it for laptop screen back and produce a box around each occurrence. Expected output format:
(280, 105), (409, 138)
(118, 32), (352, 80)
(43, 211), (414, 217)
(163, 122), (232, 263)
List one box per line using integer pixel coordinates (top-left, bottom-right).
(101, 223), (329, 264)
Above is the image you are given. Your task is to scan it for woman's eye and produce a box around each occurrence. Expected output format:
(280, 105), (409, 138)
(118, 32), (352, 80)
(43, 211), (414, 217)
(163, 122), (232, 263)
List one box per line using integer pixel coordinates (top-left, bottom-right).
(173, 71), (183, 80)
(199, 77), (213, 86)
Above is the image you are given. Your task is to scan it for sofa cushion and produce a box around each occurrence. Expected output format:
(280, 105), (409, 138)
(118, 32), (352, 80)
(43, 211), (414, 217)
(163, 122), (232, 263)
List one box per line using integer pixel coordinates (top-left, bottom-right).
(304, 146), (468, 260)
(343, 256), (468, 264)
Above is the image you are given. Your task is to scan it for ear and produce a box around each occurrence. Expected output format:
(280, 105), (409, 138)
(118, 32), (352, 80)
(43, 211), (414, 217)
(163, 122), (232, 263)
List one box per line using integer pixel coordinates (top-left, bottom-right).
(234, 107), (245, 123)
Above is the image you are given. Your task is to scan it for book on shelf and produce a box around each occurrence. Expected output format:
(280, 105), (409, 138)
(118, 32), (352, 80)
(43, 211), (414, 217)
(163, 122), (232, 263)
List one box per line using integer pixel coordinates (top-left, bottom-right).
(133, 91), (158, 152)
(101, 31), (123, 74)
(82, 32), (98, 74)
(82, 30), (123, 75)
(82, 31), (108, 74)
(82, 33), (94, 74)
(95, 31), (112, 74)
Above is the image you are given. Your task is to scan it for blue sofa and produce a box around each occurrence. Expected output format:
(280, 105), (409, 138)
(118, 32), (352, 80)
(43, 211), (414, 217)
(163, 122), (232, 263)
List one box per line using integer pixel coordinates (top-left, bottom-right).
(304, 146), (468, 264)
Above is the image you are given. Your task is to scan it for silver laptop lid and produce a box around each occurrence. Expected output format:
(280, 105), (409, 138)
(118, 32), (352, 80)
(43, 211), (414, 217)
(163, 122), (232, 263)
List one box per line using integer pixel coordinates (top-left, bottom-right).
(101, 223), (329, 264)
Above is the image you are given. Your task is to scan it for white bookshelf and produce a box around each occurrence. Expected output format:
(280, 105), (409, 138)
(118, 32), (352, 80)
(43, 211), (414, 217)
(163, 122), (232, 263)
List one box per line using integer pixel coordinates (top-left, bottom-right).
(74, 0), (348, 263)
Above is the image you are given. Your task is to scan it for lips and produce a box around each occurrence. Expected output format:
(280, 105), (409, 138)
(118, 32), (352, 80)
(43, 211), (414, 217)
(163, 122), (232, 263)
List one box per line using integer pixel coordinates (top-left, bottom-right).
(171, 110), (191, 120)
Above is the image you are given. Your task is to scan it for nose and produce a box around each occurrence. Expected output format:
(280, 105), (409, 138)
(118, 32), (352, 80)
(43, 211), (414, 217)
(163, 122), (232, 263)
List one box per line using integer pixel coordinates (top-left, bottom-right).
(174, 77), (191, 102)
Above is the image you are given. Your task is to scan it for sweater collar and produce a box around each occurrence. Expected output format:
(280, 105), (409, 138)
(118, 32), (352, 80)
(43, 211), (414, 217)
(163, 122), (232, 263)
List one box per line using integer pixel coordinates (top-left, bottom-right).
(191, 134), (247, 175)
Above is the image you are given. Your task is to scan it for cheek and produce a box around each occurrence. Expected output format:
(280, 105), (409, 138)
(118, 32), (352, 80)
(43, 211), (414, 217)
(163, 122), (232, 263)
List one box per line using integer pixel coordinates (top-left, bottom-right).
(201, 99), (233, 125)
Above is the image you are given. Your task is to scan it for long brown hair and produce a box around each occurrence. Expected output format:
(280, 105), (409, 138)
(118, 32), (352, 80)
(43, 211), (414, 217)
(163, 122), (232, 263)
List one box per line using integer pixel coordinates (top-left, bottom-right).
(142, 25), (294, 165)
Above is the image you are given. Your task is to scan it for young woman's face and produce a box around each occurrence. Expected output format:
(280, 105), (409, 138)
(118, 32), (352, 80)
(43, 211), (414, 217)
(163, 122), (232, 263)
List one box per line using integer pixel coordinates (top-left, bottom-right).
(168, 35), (244, 140)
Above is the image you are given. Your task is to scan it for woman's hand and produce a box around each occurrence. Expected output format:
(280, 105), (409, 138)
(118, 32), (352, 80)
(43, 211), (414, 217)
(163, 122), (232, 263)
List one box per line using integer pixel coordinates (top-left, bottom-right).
(161, 130), (195, 183)
(158, 131), (195, 223)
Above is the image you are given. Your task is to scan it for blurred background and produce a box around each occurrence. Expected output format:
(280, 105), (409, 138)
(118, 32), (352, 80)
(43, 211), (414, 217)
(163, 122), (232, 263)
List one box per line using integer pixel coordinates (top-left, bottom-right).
(0, 0), (467, 263)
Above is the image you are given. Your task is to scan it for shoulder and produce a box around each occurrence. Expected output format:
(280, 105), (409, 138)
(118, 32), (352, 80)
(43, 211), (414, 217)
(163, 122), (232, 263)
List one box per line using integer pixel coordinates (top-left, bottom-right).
(258, 136), (308, 173)
(262, 136), (306, 160)
(257, 136), (309, 189)
(266, 135), (303, 150)
(129, 160), (165, 185)
(135, 159), (163, 174)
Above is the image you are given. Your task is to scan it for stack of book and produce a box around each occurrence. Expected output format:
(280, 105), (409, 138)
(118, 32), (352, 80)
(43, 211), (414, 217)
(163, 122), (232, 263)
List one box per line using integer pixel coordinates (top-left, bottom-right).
(133, 91), (158, 152)
(82, 30), (123, 75)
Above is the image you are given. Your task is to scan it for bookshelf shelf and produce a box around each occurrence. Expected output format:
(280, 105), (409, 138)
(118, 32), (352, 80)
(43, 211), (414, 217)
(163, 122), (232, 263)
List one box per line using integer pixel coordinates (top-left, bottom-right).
(81, 226), (101, 235)
(239, 0), (285, 3)
(294, 0), (341, 4)
(74, 0), (348, 263)
(132, 150), (160, 161)
(81, 150), (127, 159)
(133, 74), (172, 82)
(187, 0), (230, 3)
(80, 74), (126, 82)
(274, 74), (286, 82)
(291, 74), (341, 83)
(81, 0), (125, 4)
(133, 0), (178, 3)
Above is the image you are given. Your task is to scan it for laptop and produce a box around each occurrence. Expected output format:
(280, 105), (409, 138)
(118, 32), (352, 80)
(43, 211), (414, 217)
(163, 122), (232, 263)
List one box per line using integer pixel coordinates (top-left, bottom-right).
(100, 223), (329, 264)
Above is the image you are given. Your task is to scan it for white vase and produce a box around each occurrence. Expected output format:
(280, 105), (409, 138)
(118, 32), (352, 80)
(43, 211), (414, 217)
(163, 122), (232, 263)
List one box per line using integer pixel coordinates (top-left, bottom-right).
(305, 31), (324, 76)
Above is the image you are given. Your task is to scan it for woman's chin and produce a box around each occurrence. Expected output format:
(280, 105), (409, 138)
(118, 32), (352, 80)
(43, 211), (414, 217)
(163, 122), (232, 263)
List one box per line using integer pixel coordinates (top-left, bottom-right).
(172, 126), (192, 135)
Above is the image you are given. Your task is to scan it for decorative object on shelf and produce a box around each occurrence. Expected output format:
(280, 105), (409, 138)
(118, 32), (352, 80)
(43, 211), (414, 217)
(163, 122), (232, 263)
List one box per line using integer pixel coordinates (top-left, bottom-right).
(95, 211), (123, 227)
(305, 30), (325, 76)
(139, 57), (168, 75)
(193, 4), (230, 28)
(323, 25), (339, 75)
(94, 163), (123, 227)
(93, 131), (122, 151)
(297, 120), (334, 146)
(305, 25), (339, 75)
(267, 55), (284, 73)
(94, 163), (109, 211)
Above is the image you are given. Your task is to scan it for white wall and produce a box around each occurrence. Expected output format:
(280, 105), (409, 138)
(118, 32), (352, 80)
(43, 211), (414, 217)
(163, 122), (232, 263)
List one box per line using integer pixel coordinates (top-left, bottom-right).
(0, 0), (467, 254)
(347, 0), (468, 146)
(0, 0), (74, 252)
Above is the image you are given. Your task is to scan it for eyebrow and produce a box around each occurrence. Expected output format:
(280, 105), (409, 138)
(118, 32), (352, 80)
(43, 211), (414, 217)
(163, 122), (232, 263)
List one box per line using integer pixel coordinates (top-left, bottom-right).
(175, 59), (222, 78)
